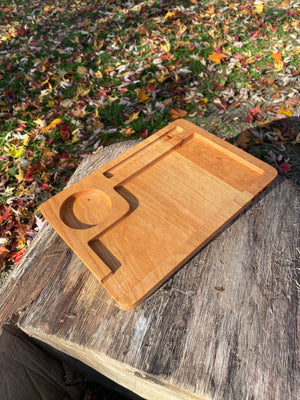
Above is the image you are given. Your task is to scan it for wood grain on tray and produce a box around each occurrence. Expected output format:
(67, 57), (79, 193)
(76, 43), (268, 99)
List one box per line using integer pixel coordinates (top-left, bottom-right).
(41, 119), (277, 309)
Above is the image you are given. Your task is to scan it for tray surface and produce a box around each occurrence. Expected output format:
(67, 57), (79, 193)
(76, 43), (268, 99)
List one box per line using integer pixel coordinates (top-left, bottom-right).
(41, 120), (277, 309)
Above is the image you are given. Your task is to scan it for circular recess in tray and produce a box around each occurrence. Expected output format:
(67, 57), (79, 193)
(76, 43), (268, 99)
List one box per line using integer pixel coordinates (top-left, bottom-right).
(60, 190), (112, 229)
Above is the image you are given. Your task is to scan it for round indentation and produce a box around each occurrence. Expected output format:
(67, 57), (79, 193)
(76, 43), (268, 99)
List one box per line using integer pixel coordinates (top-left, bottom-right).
(60, 190), (112, 229)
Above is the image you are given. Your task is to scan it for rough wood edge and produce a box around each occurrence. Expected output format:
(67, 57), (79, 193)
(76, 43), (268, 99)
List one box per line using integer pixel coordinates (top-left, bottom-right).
(21, 326), (206, 400)
(0, 323), (82, 399)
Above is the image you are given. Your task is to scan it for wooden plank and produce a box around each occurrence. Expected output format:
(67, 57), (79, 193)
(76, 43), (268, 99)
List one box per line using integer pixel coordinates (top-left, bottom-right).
(0, 139), (298, 400)
(40, 120), (277, 309)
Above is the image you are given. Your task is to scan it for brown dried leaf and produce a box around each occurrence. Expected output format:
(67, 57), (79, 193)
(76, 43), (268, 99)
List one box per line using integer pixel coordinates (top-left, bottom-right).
(234, 130), (253, 150)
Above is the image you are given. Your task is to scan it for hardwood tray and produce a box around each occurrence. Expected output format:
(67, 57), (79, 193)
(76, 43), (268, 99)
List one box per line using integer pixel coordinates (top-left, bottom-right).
(41, 119), (277, 309)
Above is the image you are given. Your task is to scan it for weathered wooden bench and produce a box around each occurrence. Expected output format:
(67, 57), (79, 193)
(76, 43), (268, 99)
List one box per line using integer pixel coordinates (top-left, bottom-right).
(0, 139), (299, 399)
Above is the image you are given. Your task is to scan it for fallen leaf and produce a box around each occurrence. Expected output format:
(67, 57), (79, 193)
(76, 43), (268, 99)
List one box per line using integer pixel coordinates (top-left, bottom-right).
(213, 98), (228, 110)
(139, 26), (148, 35)
(139, 128), (148, 138)
(41, 118), (63, 133)
(260, 77), (275, 87)
(136, 87), (151, 103)
(170, 108), (187, 119)
(254, 2), (264, 14)
(207, 6), (215, 15)
(285, 96), (300, 108)
(234, 130), (253, 149)
(35, 215), (46, 231)
(156, 69), (169, 83)
(60, 124), (71, 141)
(122, 127), (135, 136)
(0, 247), (9, 269)
(41, 147), (56, 158)
(164, 10), (184, 21)
(15, 164), (24, 182)
(208, 52), (226, 64)
(161, 41), (171, 53)
(279, 163), (291, 174)
(272, 51), (284, 71)
(95, 71), (103, 79)
(0, 206), (11, 223)
(60, 99), (73, 108)
(267, 128), (284, 142)
(34, 118), (45, 127)
(281, 1), (290, 7)
(272, 51), (282, 64)
(277, 105), (292, 116)
(77, 66), (88, 75)
(293, 132), (300, 144)
(125, 112), (140, 124)
(8, 249), (26, 263)
(251, 106), (260, 115)
(8, 144), (24, 159)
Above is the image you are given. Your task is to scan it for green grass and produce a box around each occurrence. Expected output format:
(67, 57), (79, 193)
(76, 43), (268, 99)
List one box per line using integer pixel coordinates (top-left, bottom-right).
(0, 0), (299, 266)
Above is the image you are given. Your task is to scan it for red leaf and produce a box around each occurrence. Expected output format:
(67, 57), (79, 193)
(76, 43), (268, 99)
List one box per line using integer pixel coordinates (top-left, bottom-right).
(139, 128), (148, 138)
(0, 206), (11, 223)
(98, 90), (107, 97)
(234, 54), (244, 60)
(24, 165), (39, 181)
(251, 29), (261, 39)
(16, 26), (27, 36)
(251, 107), (260, 115)
(38, 182), (49, 190)
(146, 83), (157, 92)
(246, 112), (254, 124)
(279, 163), (291, 174)
(60, 123), (71, 141)
(8, 249), (26, 264)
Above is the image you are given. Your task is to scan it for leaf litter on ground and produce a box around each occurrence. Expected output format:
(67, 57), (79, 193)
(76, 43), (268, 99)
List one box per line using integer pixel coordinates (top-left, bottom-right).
(0, 0), (299, 272)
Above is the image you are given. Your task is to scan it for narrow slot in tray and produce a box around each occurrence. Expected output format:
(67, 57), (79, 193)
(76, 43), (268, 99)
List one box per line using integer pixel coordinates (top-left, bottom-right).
(89, 239), (121, 274)
(103, 126), (185, 181)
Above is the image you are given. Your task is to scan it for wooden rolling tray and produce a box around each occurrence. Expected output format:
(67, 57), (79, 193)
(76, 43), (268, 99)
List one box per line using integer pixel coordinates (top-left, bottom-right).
(41, 119), (277, 309)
